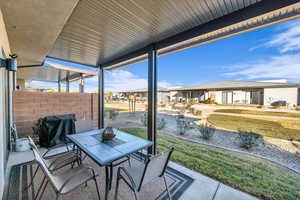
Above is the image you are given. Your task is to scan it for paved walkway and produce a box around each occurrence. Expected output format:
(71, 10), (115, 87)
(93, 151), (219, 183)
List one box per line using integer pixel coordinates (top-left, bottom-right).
(170, 162), (259, 200)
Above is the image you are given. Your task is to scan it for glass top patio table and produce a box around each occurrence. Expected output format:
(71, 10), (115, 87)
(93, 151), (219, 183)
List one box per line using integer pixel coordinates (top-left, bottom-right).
(66, 129), (153, 166)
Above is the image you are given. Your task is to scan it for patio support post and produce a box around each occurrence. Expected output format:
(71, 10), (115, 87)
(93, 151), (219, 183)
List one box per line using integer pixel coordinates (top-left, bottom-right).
(79, 73), (84, 93)
(147, 44), (157, 155)
(58, 70), (61, 93)
(98, 66), (104, 129)
(66, 71), (70, 93)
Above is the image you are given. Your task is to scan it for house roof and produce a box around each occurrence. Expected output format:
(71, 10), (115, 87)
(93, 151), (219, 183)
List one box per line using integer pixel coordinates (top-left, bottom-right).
(173, 81), (300, 91)
(1, 1), (300, 68)
(123, 87), (169, 93)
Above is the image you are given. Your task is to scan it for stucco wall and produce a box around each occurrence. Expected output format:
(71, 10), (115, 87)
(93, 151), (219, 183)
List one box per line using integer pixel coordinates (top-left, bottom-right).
(214, 91), (222, 104)
(264, 88), (299, 106)
(232, 90), (251, 104)
(0, 8), (11, 199)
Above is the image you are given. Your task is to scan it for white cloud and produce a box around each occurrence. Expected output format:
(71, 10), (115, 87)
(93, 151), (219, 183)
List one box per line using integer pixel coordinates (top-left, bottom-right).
(264, 19), (300, 53)
(104, 70), (148, 92)
(223, 53), (300, 82)
(85, 69), (174, 92)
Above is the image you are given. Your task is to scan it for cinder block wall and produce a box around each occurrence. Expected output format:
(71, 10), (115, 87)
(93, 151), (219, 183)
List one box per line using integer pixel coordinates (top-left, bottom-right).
(13, 91), (99, 137)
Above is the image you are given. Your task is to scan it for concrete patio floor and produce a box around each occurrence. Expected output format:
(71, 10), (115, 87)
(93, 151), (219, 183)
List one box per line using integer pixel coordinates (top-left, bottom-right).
(6, 147), (259, 200)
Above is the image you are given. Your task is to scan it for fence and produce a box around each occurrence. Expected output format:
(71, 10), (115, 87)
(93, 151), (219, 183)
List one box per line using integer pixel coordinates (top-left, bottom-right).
(13, 91), (99, 137)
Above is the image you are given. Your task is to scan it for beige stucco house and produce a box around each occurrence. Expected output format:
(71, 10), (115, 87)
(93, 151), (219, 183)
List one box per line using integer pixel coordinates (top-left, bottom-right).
(171, 80), (300, 106)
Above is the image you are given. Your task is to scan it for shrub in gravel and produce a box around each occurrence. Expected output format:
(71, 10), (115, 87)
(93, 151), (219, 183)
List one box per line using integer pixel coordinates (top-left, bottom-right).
(157, 118), (166, 130)
(176, 116), (192, 135)
(198, 123), (215, 140)
(141, 113), (166, 130)
(195, 110), (202, 116)
(141, 112), (147, 126)
(106, 109), (119, 121)
(238, 131), (261, 149)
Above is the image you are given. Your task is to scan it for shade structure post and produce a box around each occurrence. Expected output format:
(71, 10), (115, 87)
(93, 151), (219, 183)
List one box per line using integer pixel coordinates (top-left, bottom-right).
(79, 73), (85, 93)
(66, 71), (70, 92)
(147, 45), (157, 155)
(98, 66), (104, 129)
(58, 70), (61, 93)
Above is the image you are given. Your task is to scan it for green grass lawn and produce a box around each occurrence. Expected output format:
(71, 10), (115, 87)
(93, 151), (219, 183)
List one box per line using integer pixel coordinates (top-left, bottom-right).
(120, 127), (300, 200)
(208, 114), (300, 141)
(215, 109), (300, 118)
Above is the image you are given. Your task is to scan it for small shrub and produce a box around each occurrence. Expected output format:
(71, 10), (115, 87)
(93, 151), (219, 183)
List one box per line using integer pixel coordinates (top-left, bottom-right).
(238, 131), (261, 149)
(141, 113), (166, 130)
(157, 118), (166, 130)
(141, 112), (147, 126)
(194, 110), (202, 116)
(186, 101), (196, 109)
(198, 123), (215, 140)
(203, 98), (216, 104)
(176, 116), (191, 135)
(171, 103), (177, 109)
(273, 103), (281, 109)
(106, 109), (119, 121)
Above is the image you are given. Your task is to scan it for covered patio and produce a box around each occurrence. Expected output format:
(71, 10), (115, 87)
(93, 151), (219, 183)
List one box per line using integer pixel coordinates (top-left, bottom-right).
(1, 0), (300, 200)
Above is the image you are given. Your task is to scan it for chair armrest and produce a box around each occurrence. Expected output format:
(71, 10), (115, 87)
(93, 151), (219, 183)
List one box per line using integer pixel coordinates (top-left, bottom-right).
(42, 143), (71, 159)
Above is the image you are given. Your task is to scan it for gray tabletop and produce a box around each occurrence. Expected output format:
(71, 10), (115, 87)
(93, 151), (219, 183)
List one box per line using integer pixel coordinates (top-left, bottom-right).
(67, 129), (153, 166)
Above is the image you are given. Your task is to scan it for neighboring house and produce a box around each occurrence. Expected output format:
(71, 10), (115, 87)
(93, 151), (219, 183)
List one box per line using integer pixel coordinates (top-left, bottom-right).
(116, 80), (300, 107)
(172, 80), (300, 106)
(119, 87), (170, 103)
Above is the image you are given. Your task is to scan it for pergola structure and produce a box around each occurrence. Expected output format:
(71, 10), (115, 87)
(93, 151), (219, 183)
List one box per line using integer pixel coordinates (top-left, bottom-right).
(17, 62), (98, 92)
(1, 0), (300, 154)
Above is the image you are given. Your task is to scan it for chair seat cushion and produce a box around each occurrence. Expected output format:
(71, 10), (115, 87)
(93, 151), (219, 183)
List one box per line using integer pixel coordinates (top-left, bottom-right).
(52, 164), (95, 194)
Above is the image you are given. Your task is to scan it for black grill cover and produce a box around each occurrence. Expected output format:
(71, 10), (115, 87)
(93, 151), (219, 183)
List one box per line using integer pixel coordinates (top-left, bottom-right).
(39, 114), (76, 148)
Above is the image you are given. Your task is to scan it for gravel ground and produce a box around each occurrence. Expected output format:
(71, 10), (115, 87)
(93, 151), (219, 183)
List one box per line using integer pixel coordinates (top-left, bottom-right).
(108, 111), (300, 173)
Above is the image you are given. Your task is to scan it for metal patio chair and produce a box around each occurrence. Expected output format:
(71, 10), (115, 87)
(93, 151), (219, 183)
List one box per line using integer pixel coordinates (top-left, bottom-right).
(24, 137), (80, 191)
(28, 138), (101, 200)
(115, 147), (174, 200)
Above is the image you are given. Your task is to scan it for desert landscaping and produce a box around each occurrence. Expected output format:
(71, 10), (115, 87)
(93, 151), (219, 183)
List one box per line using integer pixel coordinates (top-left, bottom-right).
(105, 101), (300, 173)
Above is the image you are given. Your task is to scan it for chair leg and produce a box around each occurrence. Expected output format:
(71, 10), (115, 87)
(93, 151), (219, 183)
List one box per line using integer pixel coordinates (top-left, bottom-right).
(133, 189), (139, 200)
(114, 171), (120, 200)
(163, 175), (172, 200)
(24, 165), (39, 191)
(38, 180), (49, 200)
(93, 177), (101, 200)
(109, 164), (113, 190)
(34, 176), (46, 200)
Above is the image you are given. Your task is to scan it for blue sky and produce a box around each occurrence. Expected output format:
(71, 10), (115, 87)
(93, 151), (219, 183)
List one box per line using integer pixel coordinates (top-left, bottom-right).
(31, 18), (300, 92)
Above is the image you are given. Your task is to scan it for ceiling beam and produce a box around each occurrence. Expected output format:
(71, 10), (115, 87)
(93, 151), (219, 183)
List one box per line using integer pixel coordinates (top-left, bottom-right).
(100, 0), (300, 69)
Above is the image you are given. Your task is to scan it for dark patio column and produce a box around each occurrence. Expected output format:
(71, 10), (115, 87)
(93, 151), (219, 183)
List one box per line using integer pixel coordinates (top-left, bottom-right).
(58, 70), (61, 93)
(98, 67), (104, 129)
(66, 71), (70, 93)
(147, 45), (157, 155)
(79, 73), (85, 93)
